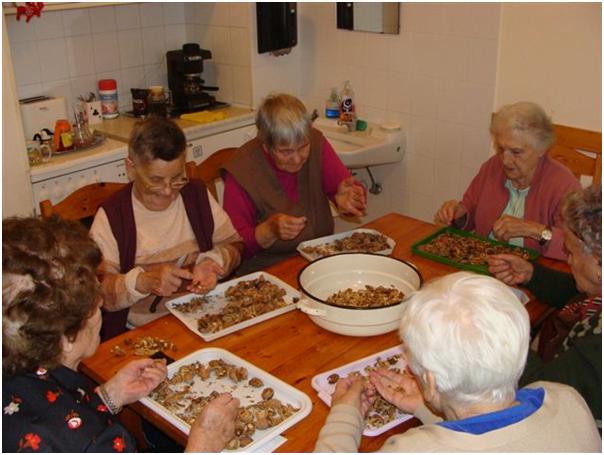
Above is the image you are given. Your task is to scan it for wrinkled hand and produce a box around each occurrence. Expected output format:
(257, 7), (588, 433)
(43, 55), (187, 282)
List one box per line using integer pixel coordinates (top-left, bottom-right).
(487, 254), (534, 285)
(188, 259), (224, 294)
(369, 368), (423, 415)
(335, 176), (367, 217)
(268, 213), (307, 241)
(492, 215), (542, 242)
(103, 358), (167, 408)
(331, 375), (376, 417)
(136, 263), (192, 296)
(434, 200), (467, 225)
(185, 393), (240, 453)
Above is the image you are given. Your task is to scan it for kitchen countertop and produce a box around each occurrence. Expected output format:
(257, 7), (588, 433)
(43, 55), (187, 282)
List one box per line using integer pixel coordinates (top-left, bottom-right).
(94, 105), (255, 142)
(29, 136), (128, 182)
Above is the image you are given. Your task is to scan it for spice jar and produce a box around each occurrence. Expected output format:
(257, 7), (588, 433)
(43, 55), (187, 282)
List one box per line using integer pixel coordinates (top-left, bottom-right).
(53, 119), (73, 152)
(147, 86), (168, 117)
(98, 79), (119, 119)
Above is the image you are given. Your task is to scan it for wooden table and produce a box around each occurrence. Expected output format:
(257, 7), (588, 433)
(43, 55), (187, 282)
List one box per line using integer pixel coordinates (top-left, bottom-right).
(81, 213), (567, 452)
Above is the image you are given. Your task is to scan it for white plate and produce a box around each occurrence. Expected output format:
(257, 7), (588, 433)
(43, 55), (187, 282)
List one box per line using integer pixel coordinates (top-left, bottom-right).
(296, 228), (396, 261)
(140, 347), (312, 452)
(166, 272), (298, 342)
(311, 345), (413, 437)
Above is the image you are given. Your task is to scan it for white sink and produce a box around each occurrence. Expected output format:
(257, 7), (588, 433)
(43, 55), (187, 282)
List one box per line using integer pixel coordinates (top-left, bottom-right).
(313, 118), (405, 169)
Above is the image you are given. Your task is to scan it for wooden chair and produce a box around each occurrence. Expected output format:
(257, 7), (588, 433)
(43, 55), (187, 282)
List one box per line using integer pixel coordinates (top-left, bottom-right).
(39, 182), (126, 226)
(186, 147), (237, 200)
(549, 124), (601, 185)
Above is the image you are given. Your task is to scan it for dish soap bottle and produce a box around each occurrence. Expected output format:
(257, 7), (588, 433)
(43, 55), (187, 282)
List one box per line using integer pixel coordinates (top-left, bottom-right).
(325, 87), (341, 119)
(340, 80), (356, 123)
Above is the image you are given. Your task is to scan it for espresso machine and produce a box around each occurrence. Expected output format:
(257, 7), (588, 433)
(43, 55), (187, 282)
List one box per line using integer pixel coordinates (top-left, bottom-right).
(167, 43), (224, 113)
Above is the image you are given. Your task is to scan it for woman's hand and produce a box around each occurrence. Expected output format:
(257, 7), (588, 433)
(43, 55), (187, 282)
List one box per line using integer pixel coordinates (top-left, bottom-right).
(185, 393), (240, 453)
(434, 200), (467, 225)
(188, 259), (224, 294)
(487, 254), (534, 285)
(331, 375), (375, 417)
(492, 216), (544, 242)
(136, 263), (192, 296)
(103, 358), (168, 408)
(335, 176), (367, 217)
(368, 368), (423, 415)
(256, 213), (307, 248)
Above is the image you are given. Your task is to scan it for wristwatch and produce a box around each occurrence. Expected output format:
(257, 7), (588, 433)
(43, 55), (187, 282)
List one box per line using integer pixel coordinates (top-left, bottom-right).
(539, 226), (553, 245)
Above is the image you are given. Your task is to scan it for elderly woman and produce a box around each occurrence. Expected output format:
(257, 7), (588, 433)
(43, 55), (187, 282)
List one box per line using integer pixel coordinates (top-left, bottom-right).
(91, 117), (243, 339)
(434, 102), (580, 260)
(3, 217), (239, 452)
(314, 272), (601, 452)
(223, 93), (367, 273)
(489, 184), (601, 422)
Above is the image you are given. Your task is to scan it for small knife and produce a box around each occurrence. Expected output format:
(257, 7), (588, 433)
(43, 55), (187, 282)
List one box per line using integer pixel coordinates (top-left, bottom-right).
(149, 255), (187, 313)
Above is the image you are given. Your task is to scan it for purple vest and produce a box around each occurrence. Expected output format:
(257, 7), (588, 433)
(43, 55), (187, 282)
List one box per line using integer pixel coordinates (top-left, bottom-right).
(100, 180), (214, 340)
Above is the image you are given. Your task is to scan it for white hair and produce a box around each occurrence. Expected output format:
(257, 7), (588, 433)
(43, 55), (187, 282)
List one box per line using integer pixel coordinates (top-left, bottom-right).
(399, 272), (530, 407)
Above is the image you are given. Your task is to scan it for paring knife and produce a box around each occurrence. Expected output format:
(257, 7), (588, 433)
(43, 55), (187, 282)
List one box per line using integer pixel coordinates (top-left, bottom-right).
(149, 254), (187, 313)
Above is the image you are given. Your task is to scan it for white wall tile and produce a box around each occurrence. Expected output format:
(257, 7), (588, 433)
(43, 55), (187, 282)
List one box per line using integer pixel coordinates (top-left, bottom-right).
(402, 151), (434, 197)
(435, 120), (464, 165)
(229, 3), (251, 27)
(383, 72), (410, 113)
(461, 125), (492, 167)
(409, 74), (439, 118)
(118, 29), (144, 68)
(437, 36), (469, 82)
(206, 3), (231, 27)
(214, 64), (234, 103)
(409, 115), (437, 159)
(229, 28), (251, 66)
(165, 24), (187, 51)
(401, 3), (444, 35)
(34, 11), (64, 40)
(140, 3), (164, 27)
(465, 38), (498, 84)
(12, 42), (41, 86)
(65, 35), (95, 77)
(89, 6), (117, 34)
(70, 75), (98, 104)
(37, 38), (70, 82)
(41, 79), (72, 107)
(142, 27), (166, 66)
(120, 66), (146, 108)
(232, 65), (252, 106)
(116, 4), (141, 31)
(163, 3), (186, 25)
(17, 83), (43, 101)
(410, 32), (440, 77)
(144, 64), (169, 88)
(62, 9), (91, 36)
(184, 3), (198, 25)
(7, 15), (35, 43)
(210, 26), (231, 64)
(434, 160), (462, 203)
(92, 33), (120, 73)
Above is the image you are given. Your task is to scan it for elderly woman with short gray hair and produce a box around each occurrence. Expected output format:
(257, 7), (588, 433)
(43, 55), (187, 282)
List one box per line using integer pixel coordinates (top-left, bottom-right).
(434, 101), (580, 260)
(223, 93), (367, 273)
(314, 272), (600, 452)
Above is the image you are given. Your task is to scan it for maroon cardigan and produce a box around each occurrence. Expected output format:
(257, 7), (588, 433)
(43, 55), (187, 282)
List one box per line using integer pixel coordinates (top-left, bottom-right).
(460, 155), (581, 260)
(99, 181), (214, 340)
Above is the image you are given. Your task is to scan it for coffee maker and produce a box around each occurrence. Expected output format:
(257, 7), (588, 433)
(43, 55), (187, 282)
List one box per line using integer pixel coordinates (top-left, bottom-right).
(167, 43), (221, 113)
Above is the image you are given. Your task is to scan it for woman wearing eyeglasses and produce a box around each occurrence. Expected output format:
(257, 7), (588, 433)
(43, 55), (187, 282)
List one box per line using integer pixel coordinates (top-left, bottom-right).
(223, 94), (367, 274)
(90, 117), (244, 340)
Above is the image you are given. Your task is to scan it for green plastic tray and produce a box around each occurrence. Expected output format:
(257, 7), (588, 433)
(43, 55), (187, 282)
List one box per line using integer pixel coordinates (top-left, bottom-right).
(411, 226), (540, 275)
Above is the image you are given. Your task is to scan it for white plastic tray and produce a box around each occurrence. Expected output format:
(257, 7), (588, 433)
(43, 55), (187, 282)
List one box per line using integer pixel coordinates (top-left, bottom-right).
(140, 347), (312, 452)
(311, 345), (413, 437)
(296, 228), (396, 261)
(166, 272), (298, 342)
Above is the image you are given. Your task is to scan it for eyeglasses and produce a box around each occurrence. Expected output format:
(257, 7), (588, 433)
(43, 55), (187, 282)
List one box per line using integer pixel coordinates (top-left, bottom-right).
(135, 168), (189, 193)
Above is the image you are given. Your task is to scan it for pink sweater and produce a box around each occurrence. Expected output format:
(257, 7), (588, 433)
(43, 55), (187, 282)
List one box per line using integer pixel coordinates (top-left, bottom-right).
(223, 140), (351, 257)
(461, 155), (581, 260)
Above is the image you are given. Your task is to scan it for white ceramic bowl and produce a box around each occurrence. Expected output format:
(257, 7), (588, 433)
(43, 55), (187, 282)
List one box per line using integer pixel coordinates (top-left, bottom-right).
(297, 253), (423, 337)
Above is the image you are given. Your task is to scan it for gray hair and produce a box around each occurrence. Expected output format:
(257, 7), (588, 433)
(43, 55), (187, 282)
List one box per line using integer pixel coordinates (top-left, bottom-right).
(490, 102), (555, 153)
(399, 272), (530, 407)
(562, 184), (601, 262)
(255, 93), (311, 149)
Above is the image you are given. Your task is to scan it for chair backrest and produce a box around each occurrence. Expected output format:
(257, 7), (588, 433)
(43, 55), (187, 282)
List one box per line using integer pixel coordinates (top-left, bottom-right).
(548, 124), (601, 186)
(187, 147), (237, 200)
(39, 182), (126, 224)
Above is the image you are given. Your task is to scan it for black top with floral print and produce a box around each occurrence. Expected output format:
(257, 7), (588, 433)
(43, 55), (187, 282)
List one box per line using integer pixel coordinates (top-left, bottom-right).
(2, 365), (136, 452)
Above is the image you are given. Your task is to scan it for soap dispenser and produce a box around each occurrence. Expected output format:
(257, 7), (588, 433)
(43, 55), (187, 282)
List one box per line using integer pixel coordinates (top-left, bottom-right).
(325, 87), (341, 118)
(339, 80), (356, 123)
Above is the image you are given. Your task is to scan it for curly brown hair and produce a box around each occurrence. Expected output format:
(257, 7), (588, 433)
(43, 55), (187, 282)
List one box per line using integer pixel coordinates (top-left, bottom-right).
(3, 216), (102, 376)
(562, 184), (602, 262)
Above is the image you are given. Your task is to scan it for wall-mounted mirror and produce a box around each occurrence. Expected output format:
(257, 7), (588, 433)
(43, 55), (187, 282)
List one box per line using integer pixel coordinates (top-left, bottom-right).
(336, 2), (400, 34)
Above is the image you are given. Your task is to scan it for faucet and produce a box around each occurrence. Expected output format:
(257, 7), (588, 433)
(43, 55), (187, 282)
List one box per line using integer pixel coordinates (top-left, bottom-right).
(337, 118), (356, 132)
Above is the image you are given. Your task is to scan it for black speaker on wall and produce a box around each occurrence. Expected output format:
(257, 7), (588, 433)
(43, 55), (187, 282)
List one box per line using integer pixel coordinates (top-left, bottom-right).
(256, 3), (297, 54)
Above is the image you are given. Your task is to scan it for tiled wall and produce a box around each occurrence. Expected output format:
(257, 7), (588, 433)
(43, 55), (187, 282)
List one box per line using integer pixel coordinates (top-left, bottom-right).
(249, 3), (501, 224)
(6, 2), (252, 119)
